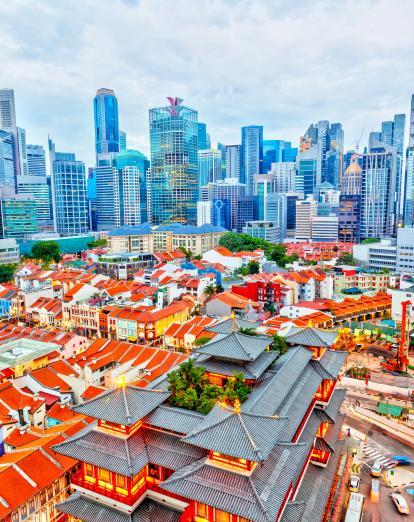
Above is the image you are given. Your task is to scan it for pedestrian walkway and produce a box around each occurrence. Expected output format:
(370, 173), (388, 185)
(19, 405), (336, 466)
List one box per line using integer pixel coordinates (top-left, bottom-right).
(362, 441), (396, 470)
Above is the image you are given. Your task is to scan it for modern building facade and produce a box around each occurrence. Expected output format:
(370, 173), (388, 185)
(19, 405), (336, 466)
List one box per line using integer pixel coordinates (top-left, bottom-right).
(26, 144), (47, 177)
(241, 125), (263, 194)
(0, 193), (38, 239)
(93, 88), (119, 163)
(201, 178), (246, 232)
(295, 197), (318, 240)
(224, 144), (241, 180)
(49, 139), (88, 236)
(0, 130), (15, 186)
(16, 175), (53, 230)
(0, 89), (20, 179)
(296, 145), (320, 196)
(148, 97), (198, 225)
(198, 149), (222, 188)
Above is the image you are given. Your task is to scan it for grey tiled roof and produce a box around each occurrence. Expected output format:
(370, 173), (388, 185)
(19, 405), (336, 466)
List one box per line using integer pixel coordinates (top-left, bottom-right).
(283, 327), (338, 348)
(183, 403), (288, 461)
(314, 437), (335, 454)
(280, 501), (306, 522)
(242, 347), (313, 416)
(320, 388), (346, 423)
(313, 408), (335, 425)
(51, 423), (149, 476)
(72, 385), (170, 425)
(196, 332), (271, 362)
(195, 350), (278, 379)
(298, 411), (321, 445)
(145, 405), (205, 435)
(318, 349), (348, 378)
(162, 442), (310, 522)
(56, 492), (181, 522)
(206, 318), (260, 334)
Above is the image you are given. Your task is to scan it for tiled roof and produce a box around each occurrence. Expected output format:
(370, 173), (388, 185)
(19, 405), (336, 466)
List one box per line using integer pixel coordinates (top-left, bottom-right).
(283, 326), (338, 348)
(195, 350), (278, 380)
(196, 332), (271, 362)
(312, 349), (348, 379)
(280, 501), (306, 522)
(183, 403), (288, 461)
(211, 290), (258, 309)
(145, 405), (205, 435)
(56, 492), (181, 522)
(72, 385), (170, 425)
(206, 317), (260, 334)
(30, 367), (72, 393)
(162, 442), (310, 522)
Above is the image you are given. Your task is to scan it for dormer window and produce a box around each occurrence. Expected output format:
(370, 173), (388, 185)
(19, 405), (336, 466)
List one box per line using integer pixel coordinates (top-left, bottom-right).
(210, 451), (252, 471)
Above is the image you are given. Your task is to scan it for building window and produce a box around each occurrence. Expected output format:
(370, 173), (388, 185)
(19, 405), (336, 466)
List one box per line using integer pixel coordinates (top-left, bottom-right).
(215, 509), (230, 522)
(98, 468), (113, 489)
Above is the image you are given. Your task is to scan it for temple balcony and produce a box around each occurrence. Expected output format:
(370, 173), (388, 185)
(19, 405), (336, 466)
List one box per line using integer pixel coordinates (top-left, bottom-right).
(315, 379), (336, 407)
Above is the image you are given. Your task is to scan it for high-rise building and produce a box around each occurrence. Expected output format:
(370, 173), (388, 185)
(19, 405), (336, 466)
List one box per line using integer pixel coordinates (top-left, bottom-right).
(16, 175), (53, 230)
(380, 121), (394, 146)
(296, 145), (320, 196)
(17, 127), (27, 176)
(49, 139), (88, 236)
(237, 196), (259, 233)
(197, 122), (209, 150)
(0, 89), (20, 180)
(92, 165), (119, 230)
(340, 154), (362, 195)
(295, 197), (317, 240)
(197, 201), (212, 226)
(119, 130), (127, 151)
(360, 145), (397, 240)
(198, 149), (222, 188)
(202, 178), (245, 231)
(404, 96), (414, 227)
(224, 145), (241, 180)
(148, 97), (198, 225)
(338, 195), (361, 243)
(93, 88), (120, 163)
(311, 216), (339, 241)
(0, 189), (38, 239)
(410, 94), (414, 148)
(262, 140), (292, 172)
(241, 125), (263, 194)
(26, 144), (47, 177)
(0, 131), (15, 187)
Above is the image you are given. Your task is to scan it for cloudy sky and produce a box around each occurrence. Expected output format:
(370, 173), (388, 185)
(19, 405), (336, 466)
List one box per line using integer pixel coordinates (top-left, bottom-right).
(1, 0), (414, 166)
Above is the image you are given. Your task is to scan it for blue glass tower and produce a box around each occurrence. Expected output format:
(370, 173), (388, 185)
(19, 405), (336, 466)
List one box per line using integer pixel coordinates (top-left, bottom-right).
(241, 125), (263, 194)
(148, 97), (198, 225)
(93, 88), (119, 163)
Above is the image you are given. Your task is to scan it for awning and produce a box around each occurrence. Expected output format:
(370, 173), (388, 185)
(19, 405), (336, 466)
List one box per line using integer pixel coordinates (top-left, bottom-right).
(377, 402), (403, 417)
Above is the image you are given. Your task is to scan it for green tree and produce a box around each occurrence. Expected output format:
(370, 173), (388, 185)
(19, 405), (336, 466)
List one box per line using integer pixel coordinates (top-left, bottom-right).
(0, 264), (17, 283)
(178, 246), (193, 261)
(247, 260), (260, 274)
(238, 327), (257, 336)
(194, 336), (212, 347)
(204, 284), (216, 299)
(87, 238), (108, 249)
(270, 334), (288, 355)
(222, 373), (250, 405)
(197, 384), (223, 414)
(336, 252), (354, 265)
(31, 241), (61, 263)
(361, 238), (379, 244)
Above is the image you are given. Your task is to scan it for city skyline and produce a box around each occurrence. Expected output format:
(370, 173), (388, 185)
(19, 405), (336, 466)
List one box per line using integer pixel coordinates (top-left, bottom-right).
(1, 0), (414, 165)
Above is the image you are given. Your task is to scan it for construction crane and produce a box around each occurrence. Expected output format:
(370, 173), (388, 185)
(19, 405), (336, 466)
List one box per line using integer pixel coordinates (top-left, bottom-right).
(355, 127), (365, 154)
(381, 300), (411, 373)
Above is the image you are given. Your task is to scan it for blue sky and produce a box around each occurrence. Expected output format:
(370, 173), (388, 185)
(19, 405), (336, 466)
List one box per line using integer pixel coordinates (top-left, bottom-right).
(1, 0), (414, 166)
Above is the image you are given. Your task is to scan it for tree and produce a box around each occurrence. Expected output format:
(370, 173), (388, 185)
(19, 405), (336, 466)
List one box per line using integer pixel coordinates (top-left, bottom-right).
(31, 241), (61, 263)
(197, 384), (223, 414)
(178, 246), (193, 261)
(87, 238), (108, 249)
(246, 260), (260, 274)
(361, 238), (379, 244)
(270, 334), (288, 355)
(0, 264), (17, 283)
(204, 284), (216, 299)
(238, 327), (257, 336)
(222, 373), (250, 405)
(336, 252), (354, 265)
(194, 336), (212, 347)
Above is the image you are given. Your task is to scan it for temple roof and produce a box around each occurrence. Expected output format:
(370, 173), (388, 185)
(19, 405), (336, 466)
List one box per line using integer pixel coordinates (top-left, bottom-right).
(162, 442), (310, 522)
(283, 327), (338, 348)
(195, 350), (278, 380)
(206, 318), (260, 335)
(183, 403), (288, 461)
(52, 424), (205, 476)
(145, 405), (204, 435)
(72, 385), (170, 425)
(312, 350), (348, 379)
(280, 501), (306, 522)
(56, 492), (181, 522)
(196, 332), (271, 362)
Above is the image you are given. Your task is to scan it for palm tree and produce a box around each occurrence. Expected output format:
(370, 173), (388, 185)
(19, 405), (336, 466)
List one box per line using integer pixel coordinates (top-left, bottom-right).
(204, 284), (216, 299)
(270, 334), (287, 355)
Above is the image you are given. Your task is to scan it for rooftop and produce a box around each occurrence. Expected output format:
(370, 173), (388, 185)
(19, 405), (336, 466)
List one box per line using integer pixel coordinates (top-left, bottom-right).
(0, 338), (61, 371)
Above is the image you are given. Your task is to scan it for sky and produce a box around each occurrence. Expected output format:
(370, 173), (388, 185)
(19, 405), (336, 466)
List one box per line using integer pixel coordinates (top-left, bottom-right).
(1, 0), (414, 166)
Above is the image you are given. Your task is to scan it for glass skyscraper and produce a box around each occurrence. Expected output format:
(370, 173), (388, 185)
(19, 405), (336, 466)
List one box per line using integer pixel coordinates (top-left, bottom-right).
(0, 131), (15, 187)
(93, 88), (119, 163)
(198, 149), (222, 188)
(17, 175), (52, 230)
(241, 125), (263, 194)
(26, 144), (47, 177)
(148, 97), (198, 225)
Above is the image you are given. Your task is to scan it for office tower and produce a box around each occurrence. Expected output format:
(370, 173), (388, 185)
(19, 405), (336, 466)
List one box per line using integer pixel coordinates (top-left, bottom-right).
(17, 127), (27, 176)
(311, 216), (339, 241)
(16, 175), (53, 230)
(93, 88), (119, 163)
(26, 144), (47, 177)
(87, 167), (98, 231)
(338, 195), (361, 243)
(224, 145), (241, 180)
(317, 182), (340, 206)
(202, 178), (245, 231)
(148, 97), (198, 225)
(341, 154), (362, 195)
(329, 123), (344, 151)
(325, 145), (342, 189)
(237, 196), (259, 233)
(197, 201), (212, 226)
(262, 140), (292, 172)
(0, 131), (15, 186)
(241, 125), (263, 194)
(266, 192), (288, 240)
(49, 139), (88, 235)
(296, 144), (320, 196)
(295, 197), (318, 240)
(0, 188), (38, 239)
(380, 121), (394, 146)
(404, 95), (414, 226)
(197, 122), (208, 150)
(198, 149), (222, 187)
(267, 162), (296, 192)
(285, 192), (302, 238)
(282, 147), (298, 162)
(410, 95), (414, 147)
(243, 220), (280, 243)
(360, 145), (397, 240)
(92, 165), (119, 230)
(0, 89), (20, 179)
(113, 149), (150, 226)
(119, 130), (127, 151)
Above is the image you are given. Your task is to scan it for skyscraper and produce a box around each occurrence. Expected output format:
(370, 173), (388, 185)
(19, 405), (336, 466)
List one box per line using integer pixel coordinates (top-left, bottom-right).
(119, 130), (127, 151)
(93, 88), (119, 164)
(224, 144), (241, 180)
(17, 127), (27, 176)
(0, 89), (20, 180)
(26, 144), (47, 177)
(198, 149), (222, 188)
(241, 125), (263, 194)
(360, 145), (397, 240)
(197, 122), (208, 150)
(148, 97), (198, 225)
(93, 165), (119, 230)
(16, 175), (53, 230)
(201, 178), (245, 231)
(410, 94), (414, 148)
(0, 131), (15, 187)
(49, 139), (88, 235)
(404, 95), (414, 226)
(296, 145), (320, 196)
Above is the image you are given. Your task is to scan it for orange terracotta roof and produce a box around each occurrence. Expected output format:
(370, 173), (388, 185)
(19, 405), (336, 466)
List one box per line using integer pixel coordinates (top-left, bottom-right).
(81, 385), (106, 401)
(30, 367), (72, 393)
(212, 291), (258, 309)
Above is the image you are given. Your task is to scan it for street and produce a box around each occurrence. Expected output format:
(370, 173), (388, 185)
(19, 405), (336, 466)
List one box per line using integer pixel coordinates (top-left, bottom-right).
(344, 415), (414, 521)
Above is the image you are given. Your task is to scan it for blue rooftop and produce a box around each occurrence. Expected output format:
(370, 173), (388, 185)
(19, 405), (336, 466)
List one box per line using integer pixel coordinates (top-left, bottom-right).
(155, 224), (227, 234)
(108, 223), (153, 236)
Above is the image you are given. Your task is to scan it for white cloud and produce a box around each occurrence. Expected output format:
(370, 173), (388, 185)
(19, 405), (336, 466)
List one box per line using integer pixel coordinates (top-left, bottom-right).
(1, 0), (413, 165)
